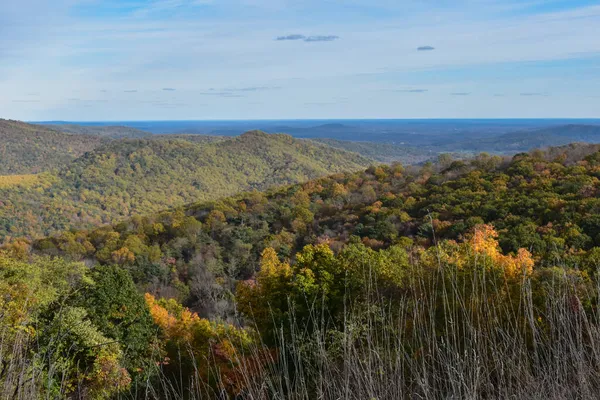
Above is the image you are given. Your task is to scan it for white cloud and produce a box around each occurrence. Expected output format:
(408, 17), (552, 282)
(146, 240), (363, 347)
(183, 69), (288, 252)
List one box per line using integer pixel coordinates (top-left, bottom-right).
(1, 0), (599, 119)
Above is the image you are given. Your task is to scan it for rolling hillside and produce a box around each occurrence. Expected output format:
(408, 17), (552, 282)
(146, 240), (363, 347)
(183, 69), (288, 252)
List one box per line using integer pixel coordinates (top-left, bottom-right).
(0, 119), (103, 174)
(0, 130), (370, 239)
(39, 123), (153, 139)
(28, 142), (600, 316)
(8, 141), (600, 399)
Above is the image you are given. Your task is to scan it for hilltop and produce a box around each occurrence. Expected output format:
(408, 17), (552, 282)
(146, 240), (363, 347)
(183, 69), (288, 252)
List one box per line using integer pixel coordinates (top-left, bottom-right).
(0, 119), (103, 174)
(0, 131), (370, 239)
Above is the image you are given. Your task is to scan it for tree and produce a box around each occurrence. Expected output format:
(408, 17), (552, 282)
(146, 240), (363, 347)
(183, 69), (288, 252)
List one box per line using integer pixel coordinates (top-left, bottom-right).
(75, 265), (155, 374)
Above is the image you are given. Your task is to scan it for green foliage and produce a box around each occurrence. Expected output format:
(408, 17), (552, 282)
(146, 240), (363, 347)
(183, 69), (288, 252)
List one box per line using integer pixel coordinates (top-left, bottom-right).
(40, 123), (153, 139)
(23, 143), (600, 320)
(0, 254), (135, 398)
(6, 139), (600, 397)
(0, 119), (103, 174)
(75, 265), (155, 373)
(0, 131), (370, 239)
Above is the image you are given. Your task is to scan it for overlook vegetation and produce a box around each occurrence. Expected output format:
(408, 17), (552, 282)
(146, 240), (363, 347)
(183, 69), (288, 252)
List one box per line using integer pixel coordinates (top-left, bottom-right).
(4, 142), (600, 397)
(0, 130), (370, 239)
(17, 142), (600, 316)
(5, 118), (600, 398)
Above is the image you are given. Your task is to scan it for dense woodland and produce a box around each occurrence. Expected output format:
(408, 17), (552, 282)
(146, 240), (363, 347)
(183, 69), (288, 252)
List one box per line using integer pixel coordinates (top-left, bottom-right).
(4, 121), (600, 398)
(10, 142), (597, 315)
(40, 123), (154, 139)
(0, 119), (104, 174)
(0, 130), (369, 239)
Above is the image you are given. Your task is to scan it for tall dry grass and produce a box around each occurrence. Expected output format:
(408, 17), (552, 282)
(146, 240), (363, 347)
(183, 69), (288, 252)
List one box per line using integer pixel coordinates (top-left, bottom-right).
(219, 267), (600, 399)
(3, 255), (600, 399)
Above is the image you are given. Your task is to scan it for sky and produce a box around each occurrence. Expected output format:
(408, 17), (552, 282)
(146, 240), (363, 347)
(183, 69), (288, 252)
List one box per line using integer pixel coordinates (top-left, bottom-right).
(1, 0), (600, 120)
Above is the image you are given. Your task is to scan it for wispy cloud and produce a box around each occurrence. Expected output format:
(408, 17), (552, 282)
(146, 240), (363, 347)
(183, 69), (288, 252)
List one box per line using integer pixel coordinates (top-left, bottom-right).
(275, 34), (339, 42)
(520, 92), (549, 97)
(3, 0), (600, 120)
(451, 92), (470, 96)
(195, 86), (279, 97)
(226, 86), (280, 92)
(67, 98), (109, 103)
(147, 101), (190, 108)
(304, 35), (339, 42)
(198, 91), (245, 98)
(124, 90), (138, 93)
(395, 89), (428, 93)
(304, 102), (335, 106)
(276, 34), (306, 41)
(162, 87), (176, 91)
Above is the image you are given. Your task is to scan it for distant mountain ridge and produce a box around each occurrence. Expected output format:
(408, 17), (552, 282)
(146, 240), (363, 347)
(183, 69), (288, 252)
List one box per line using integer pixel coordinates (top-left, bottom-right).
(444, 124), (600, 152)
(311, 138), (435, 164)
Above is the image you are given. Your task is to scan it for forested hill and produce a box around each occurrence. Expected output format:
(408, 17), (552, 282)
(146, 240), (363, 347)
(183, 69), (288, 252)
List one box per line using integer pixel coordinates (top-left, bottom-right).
(0, 131), (370, 239)
(0, 119), (104, 174)
(23, 142), (600, 317)
(39, 123), (153, 139)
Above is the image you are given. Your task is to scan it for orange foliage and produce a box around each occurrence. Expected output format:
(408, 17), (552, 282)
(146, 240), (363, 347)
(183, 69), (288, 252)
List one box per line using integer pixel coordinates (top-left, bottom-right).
(471, 224), (534, 276)
(145, 294), (264, 395)
(111, 247), (135, 264)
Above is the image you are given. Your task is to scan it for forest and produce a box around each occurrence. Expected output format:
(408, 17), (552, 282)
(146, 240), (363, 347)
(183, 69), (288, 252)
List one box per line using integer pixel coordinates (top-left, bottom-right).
(0, 128), (369, 239)
(0, 119), (104, 175)
(3, 138), (600, 398)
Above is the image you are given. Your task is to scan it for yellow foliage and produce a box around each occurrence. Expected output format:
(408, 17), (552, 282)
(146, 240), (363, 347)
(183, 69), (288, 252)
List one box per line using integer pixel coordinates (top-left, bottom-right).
(258, 247), (292, 279)
(87, 348), (132, 398)
(470, 224), (534, 276)
(145, 293), (255, 394)
(111, 247), (135, 264)
(0, 174), (40, 188)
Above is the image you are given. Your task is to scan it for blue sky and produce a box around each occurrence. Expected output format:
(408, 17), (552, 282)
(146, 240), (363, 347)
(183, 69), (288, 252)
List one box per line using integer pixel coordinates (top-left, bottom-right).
(1, 0), (599, 120)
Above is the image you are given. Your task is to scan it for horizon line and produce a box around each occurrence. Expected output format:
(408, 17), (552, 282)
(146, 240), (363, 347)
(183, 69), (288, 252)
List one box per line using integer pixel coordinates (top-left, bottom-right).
(27, 117), (600, 123)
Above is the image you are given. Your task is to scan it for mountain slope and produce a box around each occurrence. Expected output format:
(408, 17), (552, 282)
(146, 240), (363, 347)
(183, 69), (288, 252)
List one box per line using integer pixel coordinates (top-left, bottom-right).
(0, 119), (103, 174)
(0, 131), (370, 238)
(26, 143), (600, 316)
(39, 123), (153, 139)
